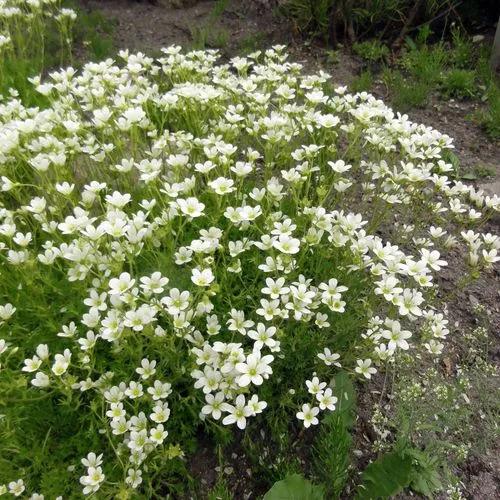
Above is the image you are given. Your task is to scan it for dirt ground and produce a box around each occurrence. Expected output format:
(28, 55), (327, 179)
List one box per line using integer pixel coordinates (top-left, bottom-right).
(77, 1), (499, 498)
(83, 0), (287, 53)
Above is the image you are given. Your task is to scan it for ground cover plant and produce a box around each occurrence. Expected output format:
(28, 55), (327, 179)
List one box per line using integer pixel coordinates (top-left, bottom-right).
(0, 32), (499, 500)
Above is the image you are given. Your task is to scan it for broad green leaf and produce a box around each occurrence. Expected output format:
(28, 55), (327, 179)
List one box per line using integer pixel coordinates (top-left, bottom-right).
(405, 448), (443, 498)
(263, 474), (325, 500)
(411, 472), (442, 498)
(460, 172), (478, 180)
(330, 371), (356, 428)
(355, 451), (413, 500)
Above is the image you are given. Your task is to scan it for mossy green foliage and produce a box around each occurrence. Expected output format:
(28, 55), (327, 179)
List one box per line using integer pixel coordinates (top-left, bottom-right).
(312, 371), (355, 498)
(353, 40), (389, 63)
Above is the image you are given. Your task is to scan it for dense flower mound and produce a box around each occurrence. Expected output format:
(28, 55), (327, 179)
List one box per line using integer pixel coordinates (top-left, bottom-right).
(0, 46), (498, 496)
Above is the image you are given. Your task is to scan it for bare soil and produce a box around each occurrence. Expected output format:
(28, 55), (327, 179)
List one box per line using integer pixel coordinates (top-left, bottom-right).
(83, 0), (288, 55)
(76, 1), (500, 498)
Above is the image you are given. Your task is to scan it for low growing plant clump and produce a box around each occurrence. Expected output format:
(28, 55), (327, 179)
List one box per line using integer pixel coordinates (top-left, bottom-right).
(0, 45), (498, 497)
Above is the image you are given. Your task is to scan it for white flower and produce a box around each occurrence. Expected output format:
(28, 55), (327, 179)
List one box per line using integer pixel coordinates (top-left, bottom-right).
(256, 299), (281, 321)
(420, 249), (447, 271)
(150, 402), (171, 423)
(316, 388), (337, 410)
(424, 339), (444, 355)
(13, 232), (32, 247)
(261, 277), (290, 298)
(374, 343), (395, 360)
(80, 466), (105, 495)
(108, 272), (135, 296)
(201, 392), (225, 420)
(31, 371), (50, 388)
(317, 348), (341, 367)
(8, 479), (25, 497)
(51, 349), (72, 376)
(227, 309), (254, 334)
(1, 176), (14, 191)
(317, 114), (340, 128)
(175, 246), (193, 265)
(191, 268), (215, 287)
(105, 191), (131, 208)
(296, 404), (320, 428)
(194, 161), (216, 174)
(221, 394), (252, 429)
(161, 288), (191, 315)
(319, 278), (348, 297)
(231, 161), (253, 177)
(315, 312), (331, 329)
(355, 359), (377, 379)
(122, 106), (146, 124)
(374, 275), (402, 301)
(328, 160), (351, 173)
(208, 177), (235, 195)
(128, 429), (149, 451)
(136, 359), (157, 380)
(248, 323), (277, 350)
(273, 234), (301, 254)
(126, 468), (143, 489)
(0, 303), (16, 321)
(235, 352), (274, 387)
(125, 381), (144, 399)
(483, 249), (500, 265)
(177, 197), (205, 218)
(140, 272), (169, 294)
(22, 356), (42, 372)
(150, 424), (168, 444)
(81, 452), (103, 468)
(147, 380), (172, 400)
(247, 394), (267, 415)
(394, 289), (424, 317)
(56, 182), (75, 195)
(381, 320), (412, 350)
(306, 376), (327, 395)
(106, 402), (126, 420)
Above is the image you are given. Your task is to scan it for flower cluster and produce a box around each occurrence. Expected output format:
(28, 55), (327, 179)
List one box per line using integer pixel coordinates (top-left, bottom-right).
(296, 376), (338, 428)
(0, 0), (76, 74)
(0, 45), (497, 496)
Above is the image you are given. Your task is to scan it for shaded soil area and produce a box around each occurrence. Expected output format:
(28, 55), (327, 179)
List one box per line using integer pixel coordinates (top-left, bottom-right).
(76, 1), (499, 498)
(83, 0), (288, 55)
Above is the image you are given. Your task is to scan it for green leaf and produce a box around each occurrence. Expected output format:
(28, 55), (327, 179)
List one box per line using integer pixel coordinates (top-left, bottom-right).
(355, 451), (413, 500)
(460, 172), (478, 180)
(405, 36), (417, 51)
(405, 448), (443, 498)
(411, 471), (442, 498)
(330, 371), (356, 428)
(263, 474), (325, 500)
